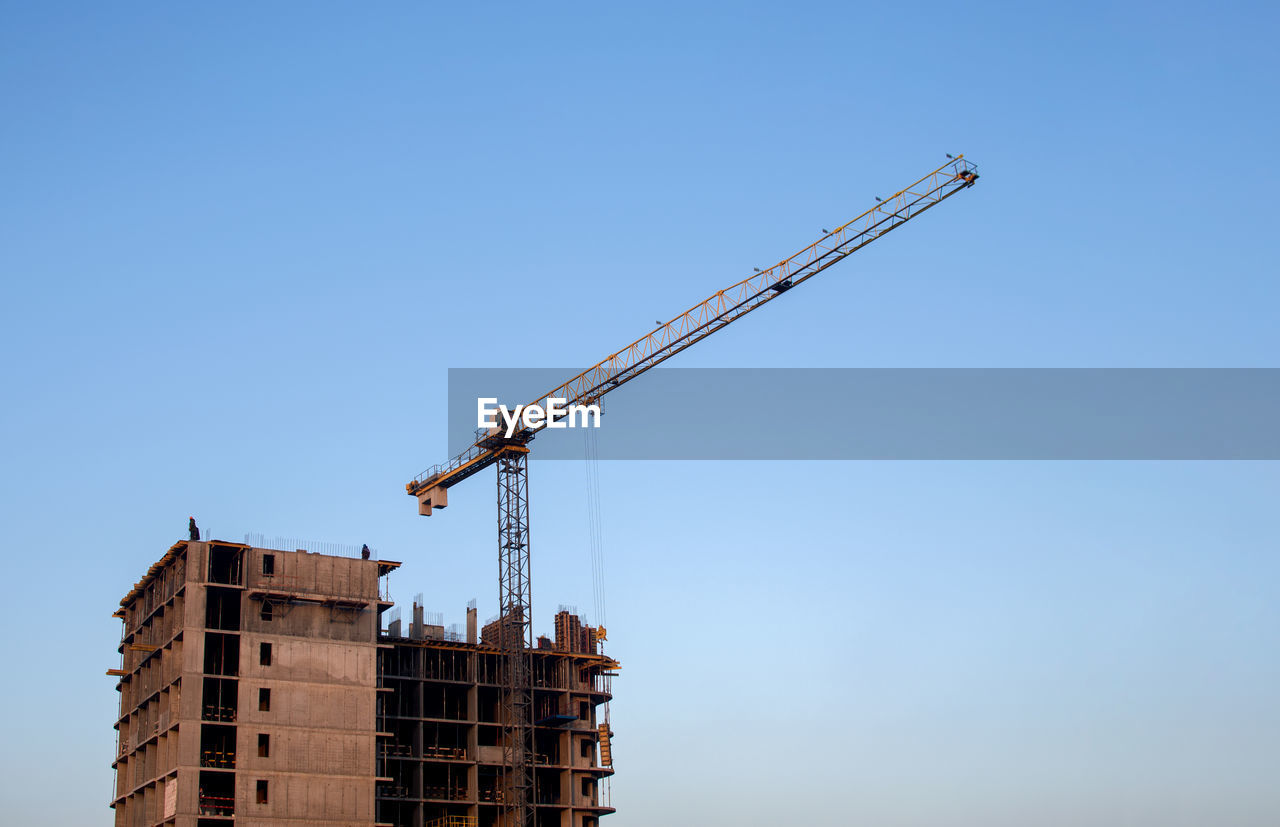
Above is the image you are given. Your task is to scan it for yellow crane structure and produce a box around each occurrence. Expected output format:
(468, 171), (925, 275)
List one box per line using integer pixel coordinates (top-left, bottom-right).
(407, 155), (979, 825)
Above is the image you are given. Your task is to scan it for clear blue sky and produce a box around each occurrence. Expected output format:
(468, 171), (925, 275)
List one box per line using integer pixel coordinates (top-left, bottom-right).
(2, 3), (1278, 825)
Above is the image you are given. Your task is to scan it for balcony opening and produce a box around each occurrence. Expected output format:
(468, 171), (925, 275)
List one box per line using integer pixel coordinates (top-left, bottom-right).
(535, 777), (561, 806)
(532, 731), (560, 766)
(202, 677), (238, 723)
(477, 687), (500, 723)
(423, 763), (466, 802)
(208, 546), (243, 585)
(198, 770), (234, 816)
(205, 588), (241, 631)
(199, 724), (236, 769)
(478, 767), (502, 804)
(424, 684), (468, 720)
(202, 633), (240, 677)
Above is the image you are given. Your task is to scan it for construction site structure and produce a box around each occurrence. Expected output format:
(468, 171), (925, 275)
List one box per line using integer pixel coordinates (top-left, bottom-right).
(110, 539), (617, 827)
(380, 604), (615, 827)
(405, 154), (980, 827)
(110, 156), (977, 827)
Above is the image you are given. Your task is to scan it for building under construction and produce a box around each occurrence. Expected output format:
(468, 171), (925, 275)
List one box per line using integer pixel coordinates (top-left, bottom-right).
(109, 539), (617, 827)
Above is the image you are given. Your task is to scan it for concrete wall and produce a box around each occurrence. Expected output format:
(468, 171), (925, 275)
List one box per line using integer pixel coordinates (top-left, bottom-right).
(233, 547), (379, 824)
(244, 547), (379, 602)
(118, 542), (383, 826)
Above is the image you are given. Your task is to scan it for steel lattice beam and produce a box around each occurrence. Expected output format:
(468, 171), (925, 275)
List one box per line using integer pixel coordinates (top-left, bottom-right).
(407, 156), (979, 500)
(496, 448), (536, 825)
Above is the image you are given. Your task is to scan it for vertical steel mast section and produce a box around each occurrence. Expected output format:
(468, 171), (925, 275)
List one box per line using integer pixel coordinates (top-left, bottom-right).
(496, 448), (536, 819)
(405, 156), (980, 827)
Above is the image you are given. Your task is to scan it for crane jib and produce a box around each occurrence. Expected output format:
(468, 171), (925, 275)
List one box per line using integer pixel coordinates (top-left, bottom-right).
(407, 156), (979, 507)
(406, 154), (979, 827)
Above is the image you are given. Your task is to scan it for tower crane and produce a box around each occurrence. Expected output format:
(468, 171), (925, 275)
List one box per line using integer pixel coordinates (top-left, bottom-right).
(406, 155), (979, 825)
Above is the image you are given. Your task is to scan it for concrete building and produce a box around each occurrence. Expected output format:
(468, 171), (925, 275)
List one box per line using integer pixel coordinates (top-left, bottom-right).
(110, 539), (617, 827)
(379, 607), (616, 827)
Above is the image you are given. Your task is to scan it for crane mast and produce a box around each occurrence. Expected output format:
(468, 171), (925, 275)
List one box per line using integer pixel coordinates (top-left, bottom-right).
(495, 448), (535, 821)
(409, 156), (979, 826)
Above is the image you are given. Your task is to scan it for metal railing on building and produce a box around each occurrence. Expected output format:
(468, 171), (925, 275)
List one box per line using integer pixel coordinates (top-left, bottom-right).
(426, 817), (478, 827)
(198, 794), (234, 816)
